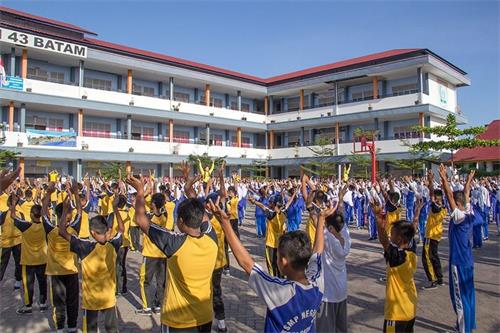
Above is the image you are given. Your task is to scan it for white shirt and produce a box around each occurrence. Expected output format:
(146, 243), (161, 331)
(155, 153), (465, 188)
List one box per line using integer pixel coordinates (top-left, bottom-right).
(321, 226), (351, 303)
(343, 190), (353, 207)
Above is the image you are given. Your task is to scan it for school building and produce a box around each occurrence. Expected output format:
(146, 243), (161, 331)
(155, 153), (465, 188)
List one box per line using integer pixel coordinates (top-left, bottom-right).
(0, 6), (470, 179)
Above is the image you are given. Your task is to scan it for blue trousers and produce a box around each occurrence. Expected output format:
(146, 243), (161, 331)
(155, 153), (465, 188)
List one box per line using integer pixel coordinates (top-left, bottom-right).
(238, 198), (247, 225)
(406, 202), (415, 224)
(344, 205), (354, 225)
(449, 264), (476, 333)
(418, 201), (429, 240)
(256, 215), (266, 237)
(355, 201), (364, 227)
(482, 206), (489, 239)
(472, 205), (483, 248)
(368, 209), (377, 238)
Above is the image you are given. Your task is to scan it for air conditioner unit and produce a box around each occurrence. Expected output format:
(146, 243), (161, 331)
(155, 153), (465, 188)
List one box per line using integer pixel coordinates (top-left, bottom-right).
(327, 112), (332, 116)
(296, 116), (301, 120)
(26, 88), (32, 92)
(81, 94), (87, 99)
(209, 112), (214, 116)
(128, 147), (134, 152)
(241, 117), (247, 121)
(270, 120), (276, 123)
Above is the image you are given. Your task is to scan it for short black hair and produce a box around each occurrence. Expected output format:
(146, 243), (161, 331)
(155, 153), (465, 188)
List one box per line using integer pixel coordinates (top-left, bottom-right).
(55, 203), (64, 220)
(453, 191), (466, 207)
(116, 195), (127, 208)
(90, 215), (109, 235)
(30, 204), (42, 219)
(433, 189), (443, 198)
(151, 193), (165, 209)
(314, 190), (326, 204)
(177, 198), (205, 229)
(389, 191), (400, 203)
(326, 213), (344, 232)
(278, 230), (312, 271)
(391, 220), (415, 244)
(25, 189), (33, 198)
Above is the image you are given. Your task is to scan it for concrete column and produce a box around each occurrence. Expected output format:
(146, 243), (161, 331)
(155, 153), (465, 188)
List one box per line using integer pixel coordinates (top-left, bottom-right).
(78, 109), (84, 136)
(21, 49), (28, 79)
(265, 131), (269, 149)
(169, 119), (174, 143)
(417, 67), (424, 103)
(224, 94), (230, 108)
(76, 159), (83, 181)
(334, 81), (339, 115)
(169, 77), (175, 101)
(205, 84), (211, 106)
(237, 91), (242, 111)
(8, 101), (14, 131)
(127, 115), (132, 140)
(225, 130), (230, 146)
(127, 70), (133, 94)
(116, 119), (122, 138)
(299, 89), (305, 111)
(269, 130), (274, 149)
(157, 123), (163, 141)
(372, 76), (379, 99)
(374, 118), (379, 139)
(419, 112), (425, 140)
(10, 47), (15, 76)
(237, 127), (242, 148)
(79, 60), (85, 87)
(264, 96), (269, 116)
(169, 163), (173, 178)
(206, 124), (210, 145)
(310, 93), (315, 109)
(19, 157), (25, 181)
(335, 122), (340, 145)
(300, 127), (305, 146)
(269, 96), (274, 115)
(19, 104), (26, 132)
(158, 82), (164, 97)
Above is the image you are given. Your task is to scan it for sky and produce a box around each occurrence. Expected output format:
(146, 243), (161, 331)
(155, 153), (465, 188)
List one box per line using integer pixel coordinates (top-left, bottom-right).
(3, 0), (500, 126)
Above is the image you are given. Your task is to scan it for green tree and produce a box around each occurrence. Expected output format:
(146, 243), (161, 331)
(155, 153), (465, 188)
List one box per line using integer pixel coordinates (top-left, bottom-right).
(186, 153), (226, 172)
(347, 153), (371, 178)
(411, 114), (500, 166)
(0, 150), (19, 168)
(302, 134), (336, 179)
(100, 162), (125, 180)
(243, 160), (267, 180)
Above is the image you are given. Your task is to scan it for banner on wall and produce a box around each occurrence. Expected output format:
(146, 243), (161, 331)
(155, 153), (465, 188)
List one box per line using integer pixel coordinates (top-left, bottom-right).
(0, 76), (23, 90)
(439, 85), (448, 104)
(27, 129), (77, 147)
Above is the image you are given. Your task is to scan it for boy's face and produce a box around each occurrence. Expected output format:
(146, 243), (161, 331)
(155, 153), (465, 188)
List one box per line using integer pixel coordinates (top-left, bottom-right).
(277, 252), (288, 277)
(91, 230), (109, 244)
(390, 228), (408, 248)
(435, 195), (443, 206)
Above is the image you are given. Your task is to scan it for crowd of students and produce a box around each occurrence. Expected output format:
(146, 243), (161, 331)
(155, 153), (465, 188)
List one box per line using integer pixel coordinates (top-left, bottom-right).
(0, 160), (498, 333)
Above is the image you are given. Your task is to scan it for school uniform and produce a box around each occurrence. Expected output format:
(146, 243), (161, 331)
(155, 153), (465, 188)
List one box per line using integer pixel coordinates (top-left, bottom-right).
(107, 209), (132, 294)
(210, 214), (227, 322)
(422, 206), (446, 284)
(0, 208), (22, 283)
(255, 197), (268, 238)
(265, 210), (286, 277)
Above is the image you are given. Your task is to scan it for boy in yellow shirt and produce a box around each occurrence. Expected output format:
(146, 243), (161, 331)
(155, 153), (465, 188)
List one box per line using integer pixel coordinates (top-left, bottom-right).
(10, 195), (48, 315)
(59, 196), (124, 333)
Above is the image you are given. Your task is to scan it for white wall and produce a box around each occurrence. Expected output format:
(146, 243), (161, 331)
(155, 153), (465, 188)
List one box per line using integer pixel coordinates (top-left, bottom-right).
(427, 73), (457, 112)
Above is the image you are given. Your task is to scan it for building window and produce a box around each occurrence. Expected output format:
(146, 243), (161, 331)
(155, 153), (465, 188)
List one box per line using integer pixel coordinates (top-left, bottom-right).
(287, 97), (300, 112)
(27, 67), (65, 84)
(26, 116), (64, 132)
(317, 91), (334, 107)
(392, 83), (417, 96)
(393, 126), (419, 139)
(133, 83), (155, 97)
(351, 90), (373, 102)
(173, 130), (190, 143)
(84, 77), (112, 91)
(174, 92), (190, 103)
(83, 121), (111, 138)
(230, 102), (250, 112)
(129, 126), (155, 141)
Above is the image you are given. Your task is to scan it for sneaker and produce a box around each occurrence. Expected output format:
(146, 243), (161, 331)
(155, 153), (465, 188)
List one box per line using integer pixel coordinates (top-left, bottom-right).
(135, 308), (152, 316)
(153, 307), (161, 314)
(39, 303), (48, 312)
(16, 306), (33, 315)
(378, 277), (386, 282)
(421, 282), (438, 290)
(437, 280), (445, 286)
(14, 280), (21, 290)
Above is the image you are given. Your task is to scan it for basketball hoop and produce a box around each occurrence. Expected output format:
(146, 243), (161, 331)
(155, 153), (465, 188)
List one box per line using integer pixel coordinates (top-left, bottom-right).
(352, 133), (377, 183)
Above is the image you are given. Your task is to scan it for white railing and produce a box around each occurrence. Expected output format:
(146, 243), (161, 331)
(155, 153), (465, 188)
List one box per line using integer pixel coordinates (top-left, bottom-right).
(21, 79), (266, 125)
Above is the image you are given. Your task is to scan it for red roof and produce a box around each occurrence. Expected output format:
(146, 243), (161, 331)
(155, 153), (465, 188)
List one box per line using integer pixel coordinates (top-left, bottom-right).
(454, 120), (500, 162)
(0, 6), (97, 35)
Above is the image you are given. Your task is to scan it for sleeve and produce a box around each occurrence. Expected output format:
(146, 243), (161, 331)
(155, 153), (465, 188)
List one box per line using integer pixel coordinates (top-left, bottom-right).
(147, 223), (187, 258)
(248, 263), (293, 310)
(13, 217), (32, 232)
(384, 243), (407, 268)
(109, 232), (123, 253)
(69, 235), (95, 260)
(200, 220), (218, 245)
(450, 208), (466, 224)
(82, 201), (91, 214)
(42, 215), (55, 234)
(265, 210), (276, 220)
(69, 213), (81, 234)
(305, 253), (324, 292)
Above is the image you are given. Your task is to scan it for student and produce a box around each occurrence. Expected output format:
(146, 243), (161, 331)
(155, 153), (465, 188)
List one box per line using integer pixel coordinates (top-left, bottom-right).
(42, 181), (82, 333)
(370, 194), (417, 333)
(137, 192), (168, 315)
(10, 195), (48, 315)
(127, 192), (141, 252)
(223, 185), (240, 274)
(316, 212), (351, 333)
(59, 196), (123, 333)
(439, 165), (477, 333)
(127, 170), (218, 333)
(254, 186), (269, 238)
(77, 177), (92, 239)
(421, 170), (446, 290)
(208, 191), (335, 333)
(0, 194), (22, 290)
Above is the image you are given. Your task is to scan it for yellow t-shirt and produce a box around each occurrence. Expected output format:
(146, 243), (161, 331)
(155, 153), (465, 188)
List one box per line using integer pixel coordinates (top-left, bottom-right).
(109, 210), (131, 248)
(265, 211), (286, 249)
(17, 199), (35, 222)
(227, 197), (239, 220)
(70, 234), (122, 310)
(14, 218), (47, 266)
(385, 208), (402, 235)
(306, 216), (316, 246)
(384, 242), (417, 321)
(164, 201), (176, 231)
(129, 206), (137, 227)
(425, 208), (446, 241)
(147, 221), (218, 328)
(142, 213), (168, 258)
(0, 212), (22, 248)
(43, 215), (80, 276)
(210, 216), (226, 270)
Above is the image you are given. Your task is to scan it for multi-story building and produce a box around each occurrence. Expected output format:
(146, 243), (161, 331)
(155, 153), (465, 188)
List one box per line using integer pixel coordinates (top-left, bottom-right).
(0, 6), (469, 179)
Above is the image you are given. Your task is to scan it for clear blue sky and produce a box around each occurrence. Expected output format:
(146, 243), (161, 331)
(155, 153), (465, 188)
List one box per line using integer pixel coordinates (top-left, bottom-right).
(4, 0), (500, 126)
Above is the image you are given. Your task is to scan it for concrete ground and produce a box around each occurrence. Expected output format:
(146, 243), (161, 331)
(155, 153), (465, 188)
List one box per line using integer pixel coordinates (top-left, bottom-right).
(0, 207), (499, 332)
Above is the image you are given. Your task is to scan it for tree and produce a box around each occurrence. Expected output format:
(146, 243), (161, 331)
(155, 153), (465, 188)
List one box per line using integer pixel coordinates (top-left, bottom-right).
(243, 160), (267, 180)
(411, 114), (500, 165)
(302, 134), (336, 179)
(186, 153), (226, 172)
(101, 162), (125, 180)
(0, 150), (19, 168)
(347, 153), (371, 178)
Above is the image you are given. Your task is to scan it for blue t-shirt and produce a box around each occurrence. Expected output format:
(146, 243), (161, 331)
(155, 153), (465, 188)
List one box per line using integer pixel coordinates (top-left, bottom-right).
(255, 197), (269, 217)
(448, 206), (474, 267)
(248, 253), (324, 333)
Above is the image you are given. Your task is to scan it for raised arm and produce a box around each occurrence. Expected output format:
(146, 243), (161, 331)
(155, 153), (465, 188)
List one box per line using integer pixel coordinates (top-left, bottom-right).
(370, 197), (389, 251)
(0, 167), (20, 194)
(58, 197), (72, 241)
(112, 196), (124, 234)
(209, 199), (254, 274)
(313, 205), (336, 254)
(126, 174), (150, 234)
(217, 161), (227, 199)
(438, 164), (456, 212)
(464, 169), (475, 206)
(70, 179), (82, 216)
(41, 182), (56, 218)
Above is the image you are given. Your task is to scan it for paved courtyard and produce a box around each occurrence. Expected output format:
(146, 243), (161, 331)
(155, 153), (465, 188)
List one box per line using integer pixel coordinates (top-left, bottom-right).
(0, 207), (499, 332)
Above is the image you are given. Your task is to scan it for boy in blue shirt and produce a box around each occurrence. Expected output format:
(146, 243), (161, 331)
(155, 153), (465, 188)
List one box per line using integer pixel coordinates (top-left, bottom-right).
(209, 196), (337, 332)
